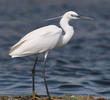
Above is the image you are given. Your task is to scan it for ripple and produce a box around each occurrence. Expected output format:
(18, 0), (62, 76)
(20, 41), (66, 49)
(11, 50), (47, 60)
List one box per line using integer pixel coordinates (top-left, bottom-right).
(59, 84), (83, 88)
(0, 0), (110, 98)
(93, 80), (110, 86)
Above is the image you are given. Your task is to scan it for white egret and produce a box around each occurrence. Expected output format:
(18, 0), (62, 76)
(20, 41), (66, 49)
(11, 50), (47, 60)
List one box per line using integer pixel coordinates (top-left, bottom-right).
(9, 11), (92, 100)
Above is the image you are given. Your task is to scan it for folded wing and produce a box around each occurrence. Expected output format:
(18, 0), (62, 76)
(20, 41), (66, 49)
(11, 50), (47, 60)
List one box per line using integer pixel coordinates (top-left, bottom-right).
(9, 25), (62, 58)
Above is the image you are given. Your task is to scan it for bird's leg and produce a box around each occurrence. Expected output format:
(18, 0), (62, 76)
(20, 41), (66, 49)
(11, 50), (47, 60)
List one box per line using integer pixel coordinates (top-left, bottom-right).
(32, 54), (40, 99)
(43, 51), (51, 100)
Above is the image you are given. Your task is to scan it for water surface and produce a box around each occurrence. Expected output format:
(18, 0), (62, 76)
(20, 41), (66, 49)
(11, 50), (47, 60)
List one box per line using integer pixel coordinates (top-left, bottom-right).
(0, 0), (110, 98)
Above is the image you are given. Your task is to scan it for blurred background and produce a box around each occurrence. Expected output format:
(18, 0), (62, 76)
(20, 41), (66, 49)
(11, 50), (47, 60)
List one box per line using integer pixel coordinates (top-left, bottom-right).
(0, 0), (110, 98)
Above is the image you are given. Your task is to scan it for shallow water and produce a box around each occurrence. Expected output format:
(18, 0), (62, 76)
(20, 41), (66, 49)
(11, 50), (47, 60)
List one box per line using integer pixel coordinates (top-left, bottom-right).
(0, 0), (110, 98)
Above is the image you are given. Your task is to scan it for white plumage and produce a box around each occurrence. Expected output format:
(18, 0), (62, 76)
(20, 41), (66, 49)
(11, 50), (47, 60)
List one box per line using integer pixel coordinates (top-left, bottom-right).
(9, 25), (62, 57)
(9, 11), (80, 58)
(9, 11), (92, 99)
(9, 11), (92, 58)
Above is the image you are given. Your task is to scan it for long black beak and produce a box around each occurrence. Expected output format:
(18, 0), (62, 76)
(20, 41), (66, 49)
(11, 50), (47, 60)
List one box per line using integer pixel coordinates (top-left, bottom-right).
(78, 16), (94, 20)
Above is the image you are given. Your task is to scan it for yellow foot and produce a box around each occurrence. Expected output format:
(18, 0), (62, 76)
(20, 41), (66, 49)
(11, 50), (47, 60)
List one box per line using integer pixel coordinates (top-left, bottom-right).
(32, 96), (41, 100)
(31, 97), (51, 100)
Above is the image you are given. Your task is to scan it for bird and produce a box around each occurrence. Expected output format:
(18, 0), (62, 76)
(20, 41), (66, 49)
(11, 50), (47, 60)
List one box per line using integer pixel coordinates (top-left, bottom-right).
(9, 11), (92, 100)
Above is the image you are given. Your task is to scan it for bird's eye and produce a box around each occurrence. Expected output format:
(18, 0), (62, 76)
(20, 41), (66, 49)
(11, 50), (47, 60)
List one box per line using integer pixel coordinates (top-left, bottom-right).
(71, 14), (74, 17)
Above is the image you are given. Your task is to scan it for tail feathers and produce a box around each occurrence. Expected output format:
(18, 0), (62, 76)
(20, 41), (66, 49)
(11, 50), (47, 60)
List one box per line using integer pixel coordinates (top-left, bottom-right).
(9, 51), (33, 58)
(9, 49), (22, 58)
(9, 40), (26, 58)
(9, 40), (26, 55)
(9, 52), (17, 58)
(9, 53), (24, 58)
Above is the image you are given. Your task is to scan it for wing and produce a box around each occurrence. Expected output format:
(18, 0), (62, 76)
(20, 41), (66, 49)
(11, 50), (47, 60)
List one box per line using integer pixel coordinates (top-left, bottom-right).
(9, 25), (62, 57)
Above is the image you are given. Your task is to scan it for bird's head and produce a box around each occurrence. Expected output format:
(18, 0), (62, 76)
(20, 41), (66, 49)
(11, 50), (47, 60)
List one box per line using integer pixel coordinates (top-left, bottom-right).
(63, 11), (93, 20)
(63, 11), (79, 20)
(45, 11), (93, 21)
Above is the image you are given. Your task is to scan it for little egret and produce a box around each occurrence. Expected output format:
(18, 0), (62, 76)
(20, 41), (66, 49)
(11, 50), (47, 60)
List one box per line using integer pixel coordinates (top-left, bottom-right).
(9, 11), (92, 100)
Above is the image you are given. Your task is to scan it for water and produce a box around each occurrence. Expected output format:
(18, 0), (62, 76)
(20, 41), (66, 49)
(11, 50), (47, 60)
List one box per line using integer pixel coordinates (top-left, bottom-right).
(0, 0), (110, 98)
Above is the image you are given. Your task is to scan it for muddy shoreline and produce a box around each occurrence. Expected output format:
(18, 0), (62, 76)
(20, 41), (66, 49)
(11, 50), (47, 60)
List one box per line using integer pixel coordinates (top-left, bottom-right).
(0, 95), (108, 100)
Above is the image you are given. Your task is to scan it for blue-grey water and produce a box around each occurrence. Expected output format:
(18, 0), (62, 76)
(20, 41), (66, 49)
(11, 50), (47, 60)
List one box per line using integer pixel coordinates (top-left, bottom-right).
(0, 0), (110, 98)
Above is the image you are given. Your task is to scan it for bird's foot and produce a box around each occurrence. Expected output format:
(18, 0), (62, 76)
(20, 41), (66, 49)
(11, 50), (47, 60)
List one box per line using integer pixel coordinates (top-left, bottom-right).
(31, 96), (51, 100)
(32, 93), (41, 100)
(32, 96), (41, 100)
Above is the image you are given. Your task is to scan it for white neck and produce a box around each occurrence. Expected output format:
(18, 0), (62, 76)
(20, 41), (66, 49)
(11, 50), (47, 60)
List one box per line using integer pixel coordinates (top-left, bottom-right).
(56, 17), (74, 48)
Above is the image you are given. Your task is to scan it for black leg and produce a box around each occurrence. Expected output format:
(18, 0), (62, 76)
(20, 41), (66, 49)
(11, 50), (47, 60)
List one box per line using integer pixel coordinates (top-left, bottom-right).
(32, 55), (38, 99)
(43, 51), (51, 100)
